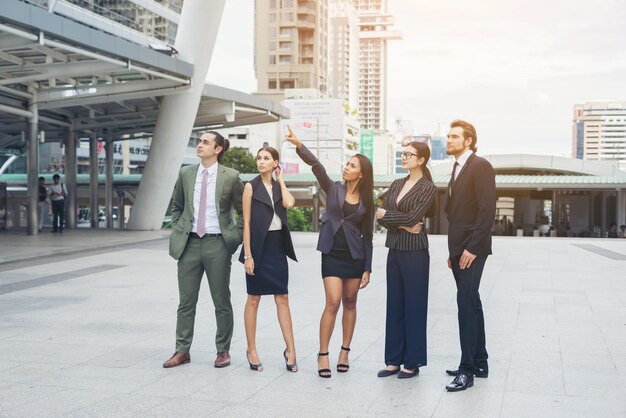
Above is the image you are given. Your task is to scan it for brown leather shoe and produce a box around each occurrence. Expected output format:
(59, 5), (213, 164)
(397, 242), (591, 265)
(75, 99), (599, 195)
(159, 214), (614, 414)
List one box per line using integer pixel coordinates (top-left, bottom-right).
(214, 351), (231, 368)
(162, 352), (190, 368)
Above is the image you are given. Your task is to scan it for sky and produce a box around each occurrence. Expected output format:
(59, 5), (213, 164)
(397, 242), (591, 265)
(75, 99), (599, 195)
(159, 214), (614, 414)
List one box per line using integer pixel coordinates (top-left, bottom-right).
(206, 0), (626, 157)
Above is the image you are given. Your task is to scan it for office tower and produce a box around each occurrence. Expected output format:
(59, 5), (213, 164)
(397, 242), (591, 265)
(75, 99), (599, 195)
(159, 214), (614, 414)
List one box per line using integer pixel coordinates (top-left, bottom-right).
(355, 0), (400, 131)
(329, 0), (359, 110)
(254, 0), (329, 103)
(573, 101), (626, 170)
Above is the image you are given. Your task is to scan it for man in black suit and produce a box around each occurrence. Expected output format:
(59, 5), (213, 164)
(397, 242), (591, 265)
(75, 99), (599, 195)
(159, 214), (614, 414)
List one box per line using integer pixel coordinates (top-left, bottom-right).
(444, 120), (496, 392)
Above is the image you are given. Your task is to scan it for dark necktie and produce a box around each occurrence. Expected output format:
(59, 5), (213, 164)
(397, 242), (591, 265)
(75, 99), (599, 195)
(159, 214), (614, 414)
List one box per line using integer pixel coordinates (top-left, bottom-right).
(448, 162), (459, 196)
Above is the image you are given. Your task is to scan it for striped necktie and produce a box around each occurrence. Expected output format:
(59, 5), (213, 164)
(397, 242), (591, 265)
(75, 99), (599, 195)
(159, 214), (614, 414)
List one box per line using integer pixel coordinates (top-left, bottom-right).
(197, 169), (208, 237)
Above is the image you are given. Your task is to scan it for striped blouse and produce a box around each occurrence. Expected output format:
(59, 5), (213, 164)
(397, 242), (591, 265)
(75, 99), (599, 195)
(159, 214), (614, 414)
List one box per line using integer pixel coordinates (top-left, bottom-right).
(378, 176), (437, 251)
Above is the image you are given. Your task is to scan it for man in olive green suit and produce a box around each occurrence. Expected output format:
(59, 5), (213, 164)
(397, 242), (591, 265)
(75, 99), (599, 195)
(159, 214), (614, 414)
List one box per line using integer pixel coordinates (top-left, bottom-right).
(163, 131), (244, 369)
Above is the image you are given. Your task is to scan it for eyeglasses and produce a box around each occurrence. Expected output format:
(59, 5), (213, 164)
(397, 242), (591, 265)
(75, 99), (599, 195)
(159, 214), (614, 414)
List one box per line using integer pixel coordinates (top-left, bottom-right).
(400, 151), (419, 160)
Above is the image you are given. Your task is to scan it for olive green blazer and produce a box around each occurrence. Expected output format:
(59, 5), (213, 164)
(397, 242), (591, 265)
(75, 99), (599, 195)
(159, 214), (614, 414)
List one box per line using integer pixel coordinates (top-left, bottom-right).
(168, 163), (244, 259)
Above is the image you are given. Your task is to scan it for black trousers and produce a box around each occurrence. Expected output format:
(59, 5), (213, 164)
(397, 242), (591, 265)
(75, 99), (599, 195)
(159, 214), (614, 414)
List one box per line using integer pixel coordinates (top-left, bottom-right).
(451, 254), (488, 375)
(384, 249), (430, 369)
(51, 200), (65, 231)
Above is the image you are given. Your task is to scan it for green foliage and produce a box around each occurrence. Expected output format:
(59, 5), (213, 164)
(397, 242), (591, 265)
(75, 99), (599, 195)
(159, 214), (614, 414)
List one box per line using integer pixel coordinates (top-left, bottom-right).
(221, 147), (257, 173)
(288, 207), (313, 231)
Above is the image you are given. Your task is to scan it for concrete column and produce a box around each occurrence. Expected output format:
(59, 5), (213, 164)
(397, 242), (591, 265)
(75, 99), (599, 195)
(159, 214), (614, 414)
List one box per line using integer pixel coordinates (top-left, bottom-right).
(26, 86), (38, 235)
(117, 190), (126, 230)
(127, 0), (227, 230)
(615, 190), (626, 228)
(105, 139), (114, 229)
(312, 194), (320, 233)
(600, 191), (606, 237)
(65, 128), (77, 229)
(89, 134), (99, 228)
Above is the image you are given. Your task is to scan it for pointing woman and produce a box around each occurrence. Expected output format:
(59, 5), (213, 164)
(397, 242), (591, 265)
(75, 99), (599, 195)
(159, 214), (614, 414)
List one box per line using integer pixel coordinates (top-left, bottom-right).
(285, 125), (374, 378)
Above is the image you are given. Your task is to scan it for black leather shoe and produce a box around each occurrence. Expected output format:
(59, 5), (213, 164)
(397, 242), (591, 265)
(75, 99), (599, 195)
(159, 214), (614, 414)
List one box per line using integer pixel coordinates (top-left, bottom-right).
(377, 367), (400, 377)
(446, 367), (488, 378)
(446, 373), (474, 392)
(397, 368), (419, 379)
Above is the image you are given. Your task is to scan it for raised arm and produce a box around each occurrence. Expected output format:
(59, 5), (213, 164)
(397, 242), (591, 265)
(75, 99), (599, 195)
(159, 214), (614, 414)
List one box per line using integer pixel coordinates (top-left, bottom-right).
(274, 166), (295, 209)
(284, 124), (334, 193)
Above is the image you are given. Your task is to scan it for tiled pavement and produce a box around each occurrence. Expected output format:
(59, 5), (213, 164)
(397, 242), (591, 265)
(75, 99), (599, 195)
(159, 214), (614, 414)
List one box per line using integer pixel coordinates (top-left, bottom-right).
(0, 229), (625, 417)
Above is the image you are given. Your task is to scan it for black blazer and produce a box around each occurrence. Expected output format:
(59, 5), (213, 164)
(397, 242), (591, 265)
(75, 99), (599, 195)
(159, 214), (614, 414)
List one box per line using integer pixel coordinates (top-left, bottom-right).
(296, 145), (373, 272)
(379, 176), (436, 251)
(238, 175), (297, 264)
(445, 153), (496, 258)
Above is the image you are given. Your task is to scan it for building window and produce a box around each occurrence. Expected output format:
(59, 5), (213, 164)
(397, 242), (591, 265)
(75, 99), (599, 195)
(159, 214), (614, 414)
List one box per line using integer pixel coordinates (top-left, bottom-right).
(269, 80), (277, 89)
(269, 55), (276, 64)
(280, 80), (295, 89)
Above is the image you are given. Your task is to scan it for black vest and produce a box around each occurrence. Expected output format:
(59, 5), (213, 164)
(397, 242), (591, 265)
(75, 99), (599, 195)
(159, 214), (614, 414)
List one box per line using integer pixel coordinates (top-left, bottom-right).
(238, 175), (297, 264)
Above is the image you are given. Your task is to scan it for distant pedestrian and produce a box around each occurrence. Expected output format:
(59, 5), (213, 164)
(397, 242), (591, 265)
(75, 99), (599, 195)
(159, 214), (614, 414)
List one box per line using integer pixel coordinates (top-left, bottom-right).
(444, 120), (496, 392)
(240, 147), (298, 373)
(620, 225), (626, 238)
(607, 223), (618, 238)
(49, 174), (66, 233)
(37, 176), (49, 232)
(162, 131), (244, 370)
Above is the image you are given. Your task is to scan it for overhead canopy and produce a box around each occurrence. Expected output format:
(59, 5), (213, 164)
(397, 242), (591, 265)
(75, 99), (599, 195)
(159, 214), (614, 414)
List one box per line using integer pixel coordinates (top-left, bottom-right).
(0, 0), (288, 149)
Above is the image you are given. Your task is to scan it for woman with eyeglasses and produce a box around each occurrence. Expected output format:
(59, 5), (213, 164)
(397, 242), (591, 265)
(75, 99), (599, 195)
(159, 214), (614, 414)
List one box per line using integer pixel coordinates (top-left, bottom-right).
(285, 125), (374, 379)
(376, 141), (436, 379)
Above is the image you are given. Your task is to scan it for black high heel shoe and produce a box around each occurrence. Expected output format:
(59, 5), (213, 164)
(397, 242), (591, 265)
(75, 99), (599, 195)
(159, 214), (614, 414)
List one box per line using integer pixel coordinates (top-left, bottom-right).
(246, 351), (263, 372)
(283, 349), (298, 373)
(337, 346), (350, 373)
(317, 352), (331, 378)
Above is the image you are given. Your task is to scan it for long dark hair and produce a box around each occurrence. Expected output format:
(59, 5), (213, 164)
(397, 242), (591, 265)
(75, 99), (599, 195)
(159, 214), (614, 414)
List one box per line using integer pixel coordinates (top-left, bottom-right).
(353, 153), (375, 235)
(208, 130), (229, 163)
(407, 141), (436, 218)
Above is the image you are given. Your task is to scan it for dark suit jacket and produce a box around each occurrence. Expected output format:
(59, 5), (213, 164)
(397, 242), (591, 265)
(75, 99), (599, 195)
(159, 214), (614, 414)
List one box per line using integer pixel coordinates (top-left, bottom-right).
(169, 163), (244, 259)
(297, 145), (374, 272)
(445, 153), (496, 258)
(238, 175), (297, 264)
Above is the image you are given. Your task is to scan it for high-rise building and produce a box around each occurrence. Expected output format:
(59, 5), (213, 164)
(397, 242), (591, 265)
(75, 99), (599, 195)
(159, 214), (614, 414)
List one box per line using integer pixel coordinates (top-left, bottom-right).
(573, 101), (626, 170)
(328, 0), (359, 110)
(355, 0), (401, 131)
(254, 0), (329, 103)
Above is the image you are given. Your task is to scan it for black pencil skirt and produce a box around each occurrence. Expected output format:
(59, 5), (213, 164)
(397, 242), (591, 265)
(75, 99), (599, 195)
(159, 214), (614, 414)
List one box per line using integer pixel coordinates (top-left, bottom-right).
(246, 230), (289, 295)
(321, 226), (365, 279)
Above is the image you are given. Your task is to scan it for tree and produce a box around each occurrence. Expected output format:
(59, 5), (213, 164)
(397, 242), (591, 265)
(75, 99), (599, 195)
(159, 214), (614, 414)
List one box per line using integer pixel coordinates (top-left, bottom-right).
(288, 207), (312, 231)
(221, 147), (256, 173)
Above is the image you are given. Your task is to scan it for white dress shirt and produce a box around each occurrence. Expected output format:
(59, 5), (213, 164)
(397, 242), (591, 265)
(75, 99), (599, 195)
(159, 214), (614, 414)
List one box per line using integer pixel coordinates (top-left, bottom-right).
(454, 150), (474, 180)
(192, 163), (221, 234)
(264, 183), (283, 231)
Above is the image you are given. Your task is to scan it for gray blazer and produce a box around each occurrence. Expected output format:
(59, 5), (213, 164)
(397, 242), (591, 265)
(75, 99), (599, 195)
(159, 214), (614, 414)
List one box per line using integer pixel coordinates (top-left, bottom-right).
(297, 145), (373, 272)
(169, 163), (244, 259)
